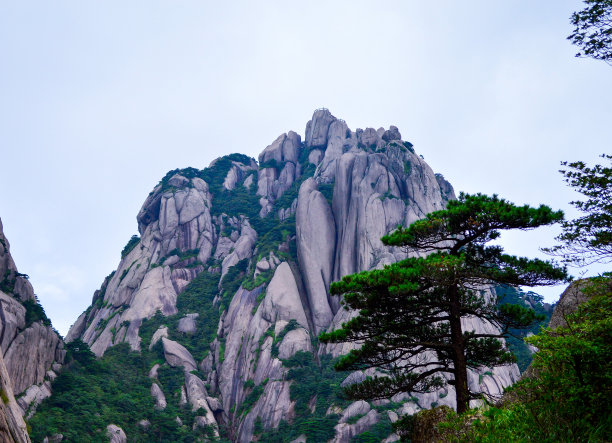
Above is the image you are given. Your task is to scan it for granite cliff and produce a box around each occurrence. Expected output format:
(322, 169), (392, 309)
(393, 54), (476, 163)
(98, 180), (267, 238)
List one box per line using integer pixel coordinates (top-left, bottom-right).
(43, 109), (521, 442)
(0, 218), (66, 442)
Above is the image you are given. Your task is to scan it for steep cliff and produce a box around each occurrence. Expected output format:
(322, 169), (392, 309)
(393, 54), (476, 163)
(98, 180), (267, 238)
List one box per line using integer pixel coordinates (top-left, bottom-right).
(0, 350), (30, 443)
(44, 109), (519, 442)
(0, 219), (65, 421)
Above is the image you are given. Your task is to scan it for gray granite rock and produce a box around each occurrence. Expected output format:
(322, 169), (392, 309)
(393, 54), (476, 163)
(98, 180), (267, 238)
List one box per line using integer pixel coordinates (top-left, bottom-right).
(277, 328), (311, 359)
(296, 178), (335, 333)
(149, 326), (168, 350)
(305, 108), (336, 147)
(177, 313), (199, 334)
(106, 424), (127, 443)
(260, 263), (309, 329)
(151, 383), (167, 410)
(162, 338), (197, 372)
(0, 348), (30, 442)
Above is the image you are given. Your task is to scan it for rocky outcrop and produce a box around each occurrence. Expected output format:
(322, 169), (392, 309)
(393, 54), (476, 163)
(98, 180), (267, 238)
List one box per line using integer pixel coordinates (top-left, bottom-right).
(150, 383), (167, 410)
(548, 279), (600, 329)
(333, 409), (379, 443)
(0, 350), (30, 442)
(184, 373), (219, 435)
(296, 178), (336, 333)
(70, 172), (221, 356)
(0, 218), (64, 420)
(106, 424), (127, 443)
(162, 337), (197, 372)
(4, 322), (64, 395)
(177, 313), (198, 334)
(64, 109), (519, 442)
(0, 219), (34, 303)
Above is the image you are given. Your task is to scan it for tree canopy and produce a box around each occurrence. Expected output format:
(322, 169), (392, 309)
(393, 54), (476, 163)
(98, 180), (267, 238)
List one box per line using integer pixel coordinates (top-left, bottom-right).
(436, 276), (612, 442)
(320, 193), (570, 414)
(568, 0), (612, 64)
(543, 154), (612, 265)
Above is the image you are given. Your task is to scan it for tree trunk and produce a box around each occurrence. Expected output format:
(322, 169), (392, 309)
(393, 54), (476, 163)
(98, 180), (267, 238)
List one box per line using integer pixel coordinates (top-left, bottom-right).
(449, 285), (469, 414)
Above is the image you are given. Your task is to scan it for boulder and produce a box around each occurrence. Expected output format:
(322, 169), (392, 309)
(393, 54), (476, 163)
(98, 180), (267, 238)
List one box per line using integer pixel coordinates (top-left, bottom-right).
(185, 374), (218, 435)
(333, 409), (379, 443)
(382, 126), (401, 142)
(149, 326), (168, 350)
(339, 400), (370, 424)
(162, 338), (197, 372)
(151, 383), (167, 410)
(277, 328), (311, 359)
(16, 381), (52, 417)
(177, 313), (199, 334)
(137, 419), (150, 429)
(148, 363), (160, 379)
(106, 424), (127, 443)
(305, 109), (336, 147)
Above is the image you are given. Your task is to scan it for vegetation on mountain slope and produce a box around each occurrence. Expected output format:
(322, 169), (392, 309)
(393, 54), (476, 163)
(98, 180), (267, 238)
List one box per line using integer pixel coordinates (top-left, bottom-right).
(320, 193), (569, 414)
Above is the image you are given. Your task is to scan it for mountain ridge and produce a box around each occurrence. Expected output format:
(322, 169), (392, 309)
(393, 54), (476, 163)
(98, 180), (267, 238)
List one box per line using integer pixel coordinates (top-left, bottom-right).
(35, 109), (518, 442)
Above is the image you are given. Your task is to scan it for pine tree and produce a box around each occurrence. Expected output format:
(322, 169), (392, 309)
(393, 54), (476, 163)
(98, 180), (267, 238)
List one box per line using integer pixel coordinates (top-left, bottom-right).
(543, 154), (612, 265)
(320, 193), (570, 414)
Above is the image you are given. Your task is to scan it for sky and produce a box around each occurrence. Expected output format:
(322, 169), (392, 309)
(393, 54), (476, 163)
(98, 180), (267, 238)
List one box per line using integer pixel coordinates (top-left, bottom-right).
(0, 1), (610, 336)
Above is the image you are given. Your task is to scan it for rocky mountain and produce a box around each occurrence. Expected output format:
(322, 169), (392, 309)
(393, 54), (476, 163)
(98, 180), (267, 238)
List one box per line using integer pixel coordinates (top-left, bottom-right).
(32, 109), (519, 442)
(0, 218), (66, 442)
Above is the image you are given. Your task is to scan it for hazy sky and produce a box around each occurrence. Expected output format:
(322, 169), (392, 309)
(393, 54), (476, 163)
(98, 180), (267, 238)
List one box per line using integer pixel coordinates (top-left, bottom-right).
(1, 1), (610, 336)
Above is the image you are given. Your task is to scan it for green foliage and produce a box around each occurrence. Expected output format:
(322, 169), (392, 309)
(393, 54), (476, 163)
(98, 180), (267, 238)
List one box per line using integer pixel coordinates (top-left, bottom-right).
(31, 256), (253, 441)
(158, 248), (200, 267)
(568, 0), (612, 64)
(270, 320), (299, 358)
(237, 383), (264, 416)
(156, 154), (260, 229)
(403, 160), (412, 175)
(257, 351), (350, 442)
(350, 414), (393, 442)
(321, 193), (569, 413)
(139, 260), (248, 363)
(248, 216), (298, 267)
(272, 163), (316, 211)
(0, 269), (15, 294)
(28, 342), (205, 442)
(0, 388), (9, 405)
(156, 365), (185, 398)
(121, 235), (140, 259)
(241, 268), (273, 291)
(345, 412), (366, 425)
(495, 286), (552, 372)
(438, 276), (612, 442)
(259, 158), (282, 172)
(318, 183), (334, 206)
(544, 154), (612, 265)
(403, 141), (414, 153)
(118, 261), (137, 283)
(22, 298), (52, 327)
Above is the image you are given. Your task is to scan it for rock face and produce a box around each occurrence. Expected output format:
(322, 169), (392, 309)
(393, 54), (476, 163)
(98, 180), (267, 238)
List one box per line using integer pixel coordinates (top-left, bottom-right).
(0, 350), (30, 442)
(0, 218), (65, 419)
(106, 424), (127, 443)
(66, 109), (520, 442)
(548, 279), (600, 329)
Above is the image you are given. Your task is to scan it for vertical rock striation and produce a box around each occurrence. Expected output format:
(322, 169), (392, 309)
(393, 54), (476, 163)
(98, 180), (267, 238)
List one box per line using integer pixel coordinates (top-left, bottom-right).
(64, 109), (520, 442)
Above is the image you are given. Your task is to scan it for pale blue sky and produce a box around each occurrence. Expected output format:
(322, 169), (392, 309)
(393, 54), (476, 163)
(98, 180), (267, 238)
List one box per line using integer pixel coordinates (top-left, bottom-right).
(1, 1), (610, 335)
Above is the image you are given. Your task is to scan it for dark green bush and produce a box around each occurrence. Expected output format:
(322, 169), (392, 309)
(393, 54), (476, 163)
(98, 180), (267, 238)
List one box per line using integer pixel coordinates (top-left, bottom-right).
(121, 235), (140, 259)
